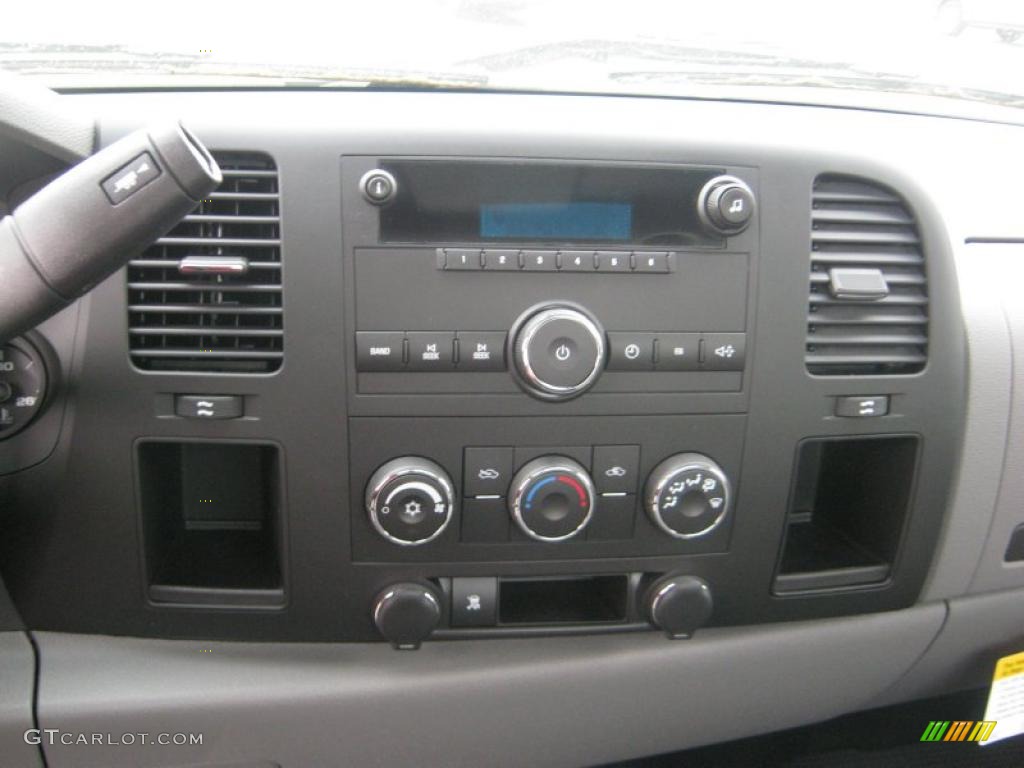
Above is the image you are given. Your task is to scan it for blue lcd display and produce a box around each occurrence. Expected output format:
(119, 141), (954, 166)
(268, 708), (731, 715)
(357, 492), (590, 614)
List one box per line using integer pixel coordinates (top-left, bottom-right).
(480, 202), (632, 241)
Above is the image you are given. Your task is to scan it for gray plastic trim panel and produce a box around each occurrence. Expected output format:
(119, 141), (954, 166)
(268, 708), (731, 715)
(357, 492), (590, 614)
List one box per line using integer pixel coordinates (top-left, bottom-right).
(36, 605), (943, 767)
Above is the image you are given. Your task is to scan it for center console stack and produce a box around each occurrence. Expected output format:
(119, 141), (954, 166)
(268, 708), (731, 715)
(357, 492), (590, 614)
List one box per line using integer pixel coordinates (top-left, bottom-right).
(332, 156), (963, 647)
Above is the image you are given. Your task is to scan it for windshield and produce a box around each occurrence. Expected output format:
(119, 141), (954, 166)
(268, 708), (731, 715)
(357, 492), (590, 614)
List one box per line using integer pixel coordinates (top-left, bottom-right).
(4, 0), (1024, 115)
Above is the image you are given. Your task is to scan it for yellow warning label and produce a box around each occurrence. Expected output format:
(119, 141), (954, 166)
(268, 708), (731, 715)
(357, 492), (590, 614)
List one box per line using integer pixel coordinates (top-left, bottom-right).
(993, 651), (1024, 682)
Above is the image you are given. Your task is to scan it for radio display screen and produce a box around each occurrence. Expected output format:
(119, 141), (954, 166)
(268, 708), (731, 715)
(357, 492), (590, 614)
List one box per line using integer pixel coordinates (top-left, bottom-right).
(480, 202), (632, 241)
(378, 160), (724, 247)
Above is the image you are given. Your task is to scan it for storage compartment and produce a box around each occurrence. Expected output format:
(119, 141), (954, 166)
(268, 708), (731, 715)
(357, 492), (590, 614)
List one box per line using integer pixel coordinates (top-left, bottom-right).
(774, 436), (919, 593)
(137, 441), (285, 606)
(498, 575), (628, 625)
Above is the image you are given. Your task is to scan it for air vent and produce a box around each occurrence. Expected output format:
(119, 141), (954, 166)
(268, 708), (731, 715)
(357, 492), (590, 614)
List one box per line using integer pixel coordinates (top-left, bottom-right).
(806, 174), (927, 375)
(128, 152), (282, 373)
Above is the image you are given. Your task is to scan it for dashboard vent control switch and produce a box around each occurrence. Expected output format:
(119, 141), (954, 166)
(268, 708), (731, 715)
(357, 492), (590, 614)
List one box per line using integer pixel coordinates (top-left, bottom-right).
(175, 395), (243, 420)
(828, 268), (889, 301)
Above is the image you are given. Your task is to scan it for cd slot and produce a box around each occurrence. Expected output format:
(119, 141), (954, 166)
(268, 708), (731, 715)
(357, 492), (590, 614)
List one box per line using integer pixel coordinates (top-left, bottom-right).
(498, 575), (629, 625)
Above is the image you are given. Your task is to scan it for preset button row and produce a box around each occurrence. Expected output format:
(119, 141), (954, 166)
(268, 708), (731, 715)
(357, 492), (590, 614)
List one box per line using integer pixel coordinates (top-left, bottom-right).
(356, 331), (506, 372)
(438, 248), (674, 273)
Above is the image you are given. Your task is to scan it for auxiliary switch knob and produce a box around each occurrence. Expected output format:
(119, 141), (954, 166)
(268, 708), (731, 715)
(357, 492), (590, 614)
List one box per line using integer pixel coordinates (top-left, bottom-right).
(372, 582), (441, 649)
(508, 456), (596, 542)
(365, 457), (455, 546)
(644, 453), (731, 540)
(646, 574), (713, 639)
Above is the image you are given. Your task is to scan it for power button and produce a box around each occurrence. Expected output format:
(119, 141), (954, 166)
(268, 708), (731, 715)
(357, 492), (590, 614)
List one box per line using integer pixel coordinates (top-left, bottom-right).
(360, 169), (397, 205)
(511, 306), (606, 401)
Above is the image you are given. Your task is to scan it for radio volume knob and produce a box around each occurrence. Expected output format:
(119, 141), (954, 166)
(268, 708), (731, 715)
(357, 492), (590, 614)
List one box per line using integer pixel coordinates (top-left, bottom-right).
(509, 456), (596, 542)
(698, 175), (755, 235)
(510, 305), (606, 401)
(366, 457), (455, 546)
(644, 453), (731, 539)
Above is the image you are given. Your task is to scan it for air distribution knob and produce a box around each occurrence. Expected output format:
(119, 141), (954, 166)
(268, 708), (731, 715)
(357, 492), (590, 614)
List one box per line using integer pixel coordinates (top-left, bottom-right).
(698, 175), (756, 235)
(510, 305), (606, 401)
(508, 456), (596, 541)
(646, 574), (714, 639)
(644, 453), (731, 540)
(372, 582), (441, 649)
(365, 457), (455, 546)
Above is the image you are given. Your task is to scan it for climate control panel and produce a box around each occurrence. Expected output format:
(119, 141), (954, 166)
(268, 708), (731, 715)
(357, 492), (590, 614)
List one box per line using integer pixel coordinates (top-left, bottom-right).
(356, 424), (737, 568)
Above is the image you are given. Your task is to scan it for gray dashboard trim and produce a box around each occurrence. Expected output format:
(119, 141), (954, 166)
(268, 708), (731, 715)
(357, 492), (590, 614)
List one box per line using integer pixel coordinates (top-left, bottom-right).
(922, 243), (1014, 600)
(874, 587), (1024, 708)
(0, 631), (42, 768)
(35, 606), (944, 767)
(969, 244), (1024, 593)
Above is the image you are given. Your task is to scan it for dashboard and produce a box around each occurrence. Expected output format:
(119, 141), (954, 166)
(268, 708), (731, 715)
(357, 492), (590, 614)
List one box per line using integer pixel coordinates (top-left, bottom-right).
(2, 88), (1024, 767)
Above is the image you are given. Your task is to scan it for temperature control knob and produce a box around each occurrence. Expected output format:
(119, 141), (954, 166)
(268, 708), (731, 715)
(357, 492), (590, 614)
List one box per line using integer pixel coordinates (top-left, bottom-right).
(366, 457), (455, 546)
(698, 175), (756, 235)
(509, 456), (595, 542)
(510, 305), (606, 401)
(645, 453), (731, 540)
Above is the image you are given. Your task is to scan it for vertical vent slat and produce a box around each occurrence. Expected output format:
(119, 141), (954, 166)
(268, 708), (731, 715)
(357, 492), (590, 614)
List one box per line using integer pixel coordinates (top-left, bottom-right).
(127, 152), (283, 373)
(806, 174), (928, 376)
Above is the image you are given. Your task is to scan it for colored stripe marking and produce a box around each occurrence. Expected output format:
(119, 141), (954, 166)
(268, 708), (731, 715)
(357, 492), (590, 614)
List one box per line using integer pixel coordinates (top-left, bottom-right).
(558, 475), (589, 508)
(525, 475), (556, 509)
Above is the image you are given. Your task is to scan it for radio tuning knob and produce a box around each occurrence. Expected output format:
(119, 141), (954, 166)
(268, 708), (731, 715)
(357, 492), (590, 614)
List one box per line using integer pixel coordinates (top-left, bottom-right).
(644, 453), (731, 540)
(365, 457), (455, 546)
(698, 175), (756, 235)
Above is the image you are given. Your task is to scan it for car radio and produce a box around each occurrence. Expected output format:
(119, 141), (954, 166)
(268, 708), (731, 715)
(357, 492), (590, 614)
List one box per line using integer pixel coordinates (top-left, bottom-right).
(336, 156), (762, 643)
(343, 158), (758, 406)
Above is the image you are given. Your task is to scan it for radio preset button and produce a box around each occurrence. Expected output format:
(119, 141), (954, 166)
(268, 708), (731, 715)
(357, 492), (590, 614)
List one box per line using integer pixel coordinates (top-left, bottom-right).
(656, 333), (701, 371)
(443, 248), (482, 270)
(607, 332), (656, 370)
(595, 251), (630, 272)
(522, 250), (558, 271)
(482, 249), (520, 270)
(634, 251), (671, 273)
(559, 250), (596, 271)
(702, 332), (746, 371)
(356, 331), (405, 371)
(407, 332), (455, 370)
